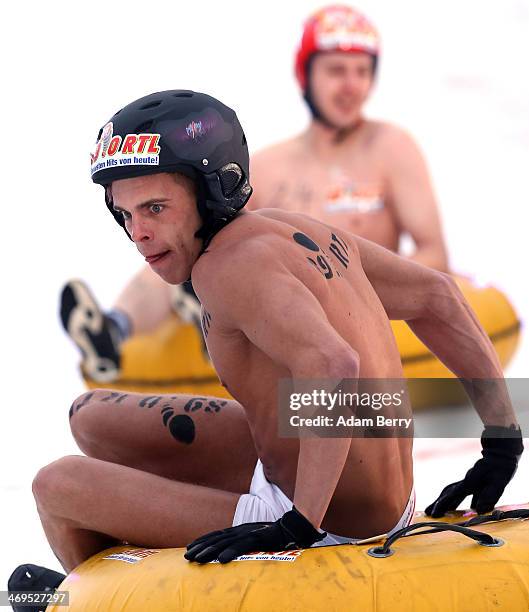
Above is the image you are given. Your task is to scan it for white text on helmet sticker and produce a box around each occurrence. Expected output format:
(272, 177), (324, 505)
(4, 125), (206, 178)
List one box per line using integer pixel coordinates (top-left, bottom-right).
(315, 8), (378, 53)
(91, 122), (161, 175)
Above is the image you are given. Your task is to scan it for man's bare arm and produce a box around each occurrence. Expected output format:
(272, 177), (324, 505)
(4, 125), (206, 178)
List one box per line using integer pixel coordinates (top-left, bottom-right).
(384, 127), (449, 272)
(201, 246), (359, 528)
(354, 235), (517, 427)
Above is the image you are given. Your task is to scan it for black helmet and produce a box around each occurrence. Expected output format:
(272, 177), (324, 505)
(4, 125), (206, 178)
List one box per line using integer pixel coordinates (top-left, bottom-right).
(91, 90), (252, 246)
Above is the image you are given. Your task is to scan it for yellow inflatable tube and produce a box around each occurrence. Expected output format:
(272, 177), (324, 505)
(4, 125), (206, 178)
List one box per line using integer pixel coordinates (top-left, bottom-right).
(83, 277), (520, 407)
(49, 504), (529, 612)
(393, 277), (520, 378)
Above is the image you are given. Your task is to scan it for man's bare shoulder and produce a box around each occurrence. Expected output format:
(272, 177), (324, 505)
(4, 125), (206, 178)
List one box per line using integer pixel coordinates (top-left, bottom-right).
(254, 208), (357, 244)
(253, 207), (310, 224)
(365, 120), (421, 154)
(192, 218), (281, 298)
(251, 135), (304, 170)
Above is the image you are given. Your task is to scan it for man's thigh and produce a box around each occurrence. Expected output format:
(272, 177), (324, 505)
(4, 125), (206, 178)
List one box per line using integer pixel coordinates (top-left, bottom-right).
(69, 390), (257, 493)
(35, 455), (241, 548)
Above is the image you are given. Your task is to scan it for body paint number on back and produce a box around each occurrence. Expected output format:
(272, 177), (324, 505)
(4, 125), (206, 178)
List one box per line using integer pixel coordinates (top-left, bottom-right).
(329, 233), (349, 269)
(292, 231), (349, 280)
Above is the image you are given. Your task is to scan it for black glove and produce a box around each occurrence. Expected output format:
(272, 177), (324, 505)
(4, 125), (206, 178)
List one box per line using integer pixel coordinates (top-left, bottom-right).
(184, 506), (326, 564)
(425, 425), (524, 517)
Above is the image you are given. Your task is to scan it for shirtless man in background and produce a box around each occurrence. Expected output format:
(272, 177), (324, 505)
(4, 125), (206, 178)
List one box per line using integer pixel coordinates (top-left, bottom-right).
(249, 4), (447, 268)
(59, 5), (448, 383)
(8, 91), (521, 605)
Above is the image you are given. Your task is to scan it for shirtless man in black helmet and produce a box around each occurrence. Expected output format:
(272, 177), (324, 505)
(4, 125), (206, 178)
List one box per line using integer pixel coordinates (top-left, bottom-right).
(9, 90), (521, 607)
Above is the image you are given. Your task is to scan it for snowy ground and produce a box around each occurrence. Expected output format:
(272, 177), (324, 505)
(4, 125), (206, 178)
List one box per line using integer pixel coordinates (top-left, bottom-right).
(2, 0), (528, 589)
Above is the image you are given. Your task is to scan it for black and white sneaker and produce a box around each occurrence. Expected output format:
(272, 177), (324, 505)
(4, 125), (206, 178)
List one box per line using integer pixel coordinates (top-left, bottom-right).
(170, 281), (202, 329)
(60, 279), (121, 382)
(7, 563), (66, 612)
(170, 281), (209, 356)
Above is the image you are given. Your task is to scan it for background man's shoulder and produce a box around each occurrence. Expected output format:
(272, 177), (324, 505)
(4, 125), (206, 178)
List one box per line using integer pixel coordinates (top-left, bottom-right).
(251, 136), (302, 169)
(249, 137), (305, 210)
(366, 120), (420, 152)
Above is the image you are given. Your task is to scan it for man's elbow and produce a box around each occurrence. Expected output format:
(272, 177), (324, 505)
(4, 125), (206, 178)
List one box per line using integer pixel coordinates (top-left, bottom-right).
(428, 272), (463, 318)
(299, 345), (360, 379)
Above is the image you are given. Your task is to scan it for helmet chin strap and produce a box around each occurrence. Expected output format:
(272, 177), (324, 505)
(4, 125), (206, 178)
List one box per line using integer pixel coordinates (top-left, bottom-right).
(303, 87), (364, 143)
(303, 87), (339, 130)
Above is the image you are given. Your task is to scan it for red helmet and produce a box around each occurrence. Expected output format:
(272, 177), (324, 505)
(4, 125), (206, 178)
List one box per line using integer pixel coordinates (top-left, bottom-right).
(295, 5), (380, 90)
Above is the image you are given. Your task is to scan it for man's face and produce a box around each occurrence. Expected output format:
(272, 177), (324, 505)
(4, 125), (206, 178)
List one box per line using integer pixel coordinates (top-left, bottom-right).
(309, 52), (374, 129)
(111, 172), (202, 284)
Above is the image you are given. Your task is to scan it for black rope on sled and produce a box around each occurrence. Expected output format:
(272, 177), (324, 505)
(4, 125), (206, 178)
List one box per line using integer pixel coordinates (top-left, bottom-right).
(455, 508), (529, 528)
(367, 508), (528, 558)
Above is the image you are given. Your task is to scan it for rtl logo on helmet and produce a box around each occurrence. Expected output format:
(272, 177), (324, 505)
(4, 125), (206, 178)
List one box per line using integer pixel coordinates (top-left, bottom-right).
(91, 122), (161, 177)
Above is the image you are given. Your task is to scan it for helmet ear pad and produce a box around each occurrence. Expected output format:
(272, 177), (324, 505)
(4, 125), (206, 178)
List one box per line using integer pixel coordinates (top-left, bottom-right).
(218, 163), (245, 198)
(195, 163), (252, 247)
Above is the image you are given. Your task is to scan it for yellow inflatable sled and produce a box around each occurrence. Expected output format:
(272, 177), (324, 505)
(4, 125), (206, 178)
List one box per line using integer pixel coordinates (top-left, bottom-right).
(83, 278), (521, 407)
(49, 504), (529, 612)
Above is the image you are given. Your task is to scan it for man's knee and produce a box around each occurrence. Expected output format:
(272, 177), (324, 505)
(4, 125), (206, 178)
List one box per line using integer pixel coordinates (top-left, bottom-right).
(68, 390), (101, 422)
(33, 456), (85, 512)
(69, 390), (106, 449)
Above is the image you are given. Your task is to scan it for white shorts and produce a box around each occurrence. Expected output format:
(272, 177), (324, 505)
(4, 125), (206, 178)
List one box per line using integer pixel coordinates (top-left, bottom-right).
(233, 460), (416, 547)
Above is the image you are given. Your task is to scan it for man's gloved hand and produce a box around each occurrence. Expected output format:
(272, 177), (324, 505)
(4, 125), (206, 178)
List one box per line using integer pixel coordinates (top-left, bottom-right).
(184, 506), (326, 564)
(425, 425), (524, 517)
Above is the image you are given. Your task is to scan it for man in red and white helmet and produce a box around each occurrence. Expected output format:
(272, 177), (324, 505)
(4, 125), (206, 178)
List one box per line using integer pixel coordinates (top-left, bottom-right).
(250, 4), (448, 271)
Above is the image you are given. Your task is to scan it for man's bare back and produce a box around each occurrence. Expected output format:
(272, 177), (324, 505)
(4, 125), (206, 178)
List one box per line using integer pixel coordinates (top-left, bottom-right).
(192, 209), (413, 537)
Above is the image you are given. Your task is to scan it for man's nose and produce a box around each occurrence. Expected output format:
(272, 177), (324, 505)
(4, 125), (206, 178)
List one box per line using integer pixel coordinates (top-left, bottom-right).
(129, 217), (153, 242)
(343, 72), (361, 90)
